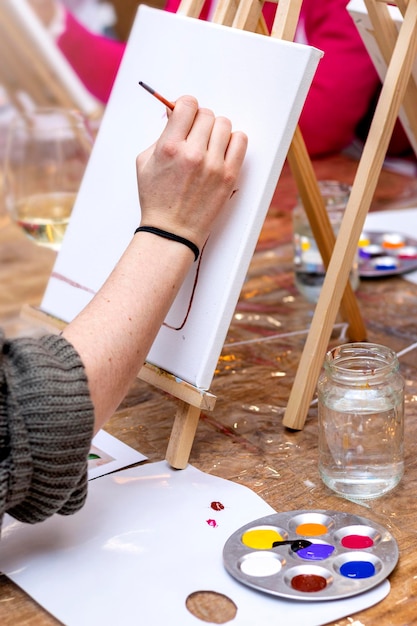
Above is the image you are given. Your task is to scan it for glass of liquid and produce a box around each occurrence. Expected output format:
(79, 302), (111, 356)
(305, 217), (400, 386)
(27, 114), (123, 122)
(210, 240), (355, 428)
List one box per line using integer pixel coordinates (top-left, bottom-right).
(3, 108), (93, 250)
(317, 342), (404, 500)
(293, 180), (359, 302)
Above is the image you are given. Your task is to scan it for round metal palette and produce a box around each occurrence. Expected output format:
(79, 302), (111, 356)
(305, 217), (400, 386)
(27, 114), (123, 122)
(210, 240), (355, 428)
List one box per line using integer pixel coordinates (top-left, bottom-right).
(223, 510), (399, 601)
(359, 230), (417, 277)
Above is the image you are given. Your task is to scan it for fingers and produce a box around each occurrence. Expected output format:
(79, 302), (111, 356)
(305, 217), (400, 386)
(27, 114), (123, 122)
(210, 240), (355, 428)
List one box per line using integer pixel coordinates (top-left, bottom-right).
(162, 95), (199, 141)
(137, 95), (248, 229)
(224, 130), (248, 175)
(185, 107), (215, 151)
(164, 97), (247, 169)
(207, 116), (248, 166)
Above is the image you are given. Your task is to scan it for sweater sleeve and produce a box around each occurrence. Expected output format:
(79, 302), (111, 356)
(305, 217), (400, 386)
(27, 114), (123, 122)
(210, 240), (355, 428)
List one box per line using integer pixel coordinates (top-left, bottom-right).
(0, 331), (95, 526)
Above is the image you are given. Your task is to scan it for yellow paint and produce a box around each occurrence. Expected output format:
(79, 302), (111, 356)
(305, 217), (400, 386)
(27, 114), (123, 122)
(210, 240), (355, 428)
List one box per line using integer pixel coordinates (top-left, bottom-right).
(358, 234), (370, 247)
(242, 528), (284, 549)
(296, 522), (327, 536)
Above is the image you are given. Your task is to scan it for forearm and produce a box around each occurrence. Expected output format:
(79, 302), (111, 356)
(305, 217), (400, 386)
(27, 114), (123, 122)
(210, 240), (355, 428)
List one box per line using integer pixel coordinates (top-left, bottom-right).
(64, 95), (247, 433)
(62, 232), (194, 432)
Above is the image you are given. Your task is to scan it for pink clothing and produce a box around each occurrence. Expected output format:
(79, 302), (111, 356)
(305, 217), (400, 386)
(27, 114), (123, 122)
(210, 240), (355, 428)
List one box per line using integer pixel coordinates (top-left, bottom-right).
(57, 1), (403, 157)
(58, 11), (124, 104)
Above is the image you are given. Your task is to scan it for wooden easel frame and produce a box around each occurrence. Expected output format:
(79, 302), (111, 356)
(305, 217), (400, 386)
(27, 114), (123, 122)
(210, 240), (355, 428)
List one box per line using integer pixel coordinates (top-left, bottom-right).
(146, 0), (368, 466)
(283, 0), (417, 429)
(0, 0), (102, 120)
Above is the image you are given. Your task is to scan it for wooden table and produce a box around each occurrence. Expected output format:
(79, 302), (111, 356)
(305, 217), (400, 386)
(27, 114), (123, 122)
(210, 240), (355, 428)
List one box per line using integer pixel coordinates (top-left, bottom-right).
(1, 154), (417, 625)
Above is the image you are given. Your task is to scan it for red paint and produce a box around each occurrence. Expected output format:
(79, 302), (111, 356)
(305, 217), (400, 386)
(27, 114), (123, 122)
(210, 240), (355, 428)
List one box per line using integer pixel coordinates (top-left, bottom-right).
(163, 241), (206, 331)
(291, 574), (327, 593)
(341, 534), (374, 549)
(206, 519), (218, 528)
(211, 501), (225, 511)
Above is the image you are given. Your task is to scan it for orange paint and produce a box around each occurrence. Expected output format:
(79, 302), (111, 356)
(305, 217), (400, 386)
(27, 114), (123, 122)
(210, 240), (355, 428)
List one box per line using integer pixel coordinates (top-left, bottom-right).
(296, 522), (328, 536)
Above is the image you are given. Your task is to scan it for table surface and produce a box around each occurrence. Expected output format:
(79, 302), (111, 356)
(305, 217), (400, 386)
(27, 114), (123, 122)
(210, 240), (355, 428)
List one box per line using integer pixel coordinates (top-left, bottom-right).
(1, 154), (417, 625)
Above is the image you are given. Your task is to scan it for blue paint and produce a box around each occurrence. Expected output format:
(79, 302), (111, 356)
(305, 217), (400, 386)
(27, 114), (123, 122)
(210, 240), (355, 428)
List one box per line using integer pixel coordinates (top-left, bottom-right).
(340, 560), (375, 579)
(371, 256), (399, 270)
(296, 543), (335, 561)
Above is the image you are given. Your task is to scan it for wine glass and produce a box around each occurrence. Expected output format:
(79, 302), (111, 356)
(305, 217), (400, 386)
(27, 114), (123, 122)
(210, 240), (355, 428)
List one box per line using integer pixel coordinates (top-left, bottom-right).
(3, 107), (93, 250)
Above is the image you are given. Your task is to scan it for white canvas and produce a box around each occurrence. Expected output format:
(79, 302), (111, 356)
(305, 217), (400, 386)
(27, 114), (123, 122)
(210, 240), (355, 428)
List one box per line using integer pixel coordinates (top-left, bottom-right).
(41, 6), (322, 389)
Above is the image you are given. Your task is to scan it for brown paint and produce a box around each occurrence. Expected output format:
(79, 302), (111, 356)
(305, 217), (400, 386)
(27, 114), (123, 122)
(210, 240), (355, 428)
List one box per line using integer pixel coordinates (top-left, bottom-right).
(291, 574), (327, 593)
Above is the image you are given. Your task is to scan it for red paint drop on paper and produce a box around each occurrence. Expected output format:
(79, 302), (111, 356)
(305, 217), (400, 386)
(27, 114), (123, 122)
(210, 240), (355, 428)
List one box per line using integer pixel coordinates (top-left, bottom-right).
(211, 501), (225, 511)
(206, 519), (218, 528)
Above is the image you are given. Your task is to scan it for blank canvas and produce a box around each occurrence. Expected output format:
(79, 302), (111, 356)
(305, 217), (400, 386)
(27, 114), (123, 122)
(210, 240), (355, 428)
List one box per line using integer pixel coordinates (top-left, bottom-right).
(41, 5), (322, 389)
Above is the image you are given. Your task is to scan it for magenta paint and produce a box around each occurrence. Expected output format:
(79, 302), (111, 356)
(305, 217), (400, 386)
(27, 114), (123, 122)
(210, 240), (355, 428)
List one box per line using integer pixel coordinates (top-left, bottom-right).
(340, 560), (375, 579)
(296, 543), (335, 561)
(206, 519), (218, 528)
(398, 246), (417, 259)
(341, 534), (374, 549)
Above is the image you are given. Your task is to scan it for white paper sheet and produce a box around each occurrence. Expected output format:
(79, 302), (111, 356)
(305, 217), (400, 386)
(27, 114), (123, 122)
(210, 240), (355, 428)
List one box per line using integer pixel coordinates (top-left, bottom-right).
(88, 430), (147, 480)
(41, 6), (323, 390)
(0, 461), (389, 625)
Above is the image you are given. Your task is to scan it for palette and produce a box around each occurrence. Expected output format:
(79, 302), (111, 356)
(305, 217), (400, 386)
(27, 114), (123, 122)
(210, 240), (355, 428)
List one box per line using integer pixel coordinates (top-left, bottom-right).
(223, 510), (398, 601)
(359, 230), (417, 277)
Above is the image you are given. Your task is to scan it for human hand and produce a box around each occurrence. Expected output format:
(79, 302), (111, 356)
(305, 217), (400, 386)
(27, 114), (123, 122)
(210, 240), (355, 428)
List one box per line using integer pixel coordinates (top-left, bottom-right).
(135, 95), (248, 250)
(27, 0), (59, 28)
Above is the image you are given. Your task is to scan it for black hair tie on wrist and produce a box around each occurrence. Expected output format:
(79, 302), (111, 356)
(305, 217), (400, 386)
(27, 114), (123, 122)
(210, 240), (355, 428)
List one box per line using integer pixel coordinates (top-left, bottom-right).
(134, 226), (200, 261)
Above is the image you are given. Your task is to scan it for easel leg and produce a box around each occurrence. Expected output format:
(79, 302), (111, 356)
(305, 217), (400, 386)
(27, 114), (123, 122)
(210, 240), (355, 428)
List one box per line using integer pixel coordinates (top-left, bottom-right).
(283, 0), (417, 430)
(165, 401), (202, 469)
(287, 128), (367, 340)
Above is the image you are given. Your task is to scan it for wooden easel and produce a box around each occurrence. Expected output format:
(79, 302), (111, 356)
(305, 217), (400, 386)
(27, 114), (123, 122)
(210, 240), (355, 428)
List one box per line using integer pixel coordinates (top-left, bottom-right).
(283, 0), (417, 429)
(0, 0), (102, 120)
(144, 0), (368, 468)
(21, 0), (369, 469)
(174, 0), (369, 444)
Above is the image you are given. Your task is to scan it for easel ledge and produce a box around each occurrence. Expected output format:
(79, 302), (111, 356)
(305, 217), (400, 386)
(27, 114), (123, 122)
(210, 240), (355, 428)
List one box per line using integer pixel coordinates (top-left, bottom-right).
(20, 304), (216, 470)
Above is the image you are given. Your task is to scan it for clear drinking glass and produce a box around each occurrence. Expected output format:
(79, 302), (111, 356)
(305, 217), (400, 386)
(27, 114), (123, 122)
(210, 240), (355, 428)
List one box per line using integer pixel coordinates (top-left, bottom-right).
(293, 180), (359, 302)
(3, 107), (93, 250)
(317, 342), (404, 500)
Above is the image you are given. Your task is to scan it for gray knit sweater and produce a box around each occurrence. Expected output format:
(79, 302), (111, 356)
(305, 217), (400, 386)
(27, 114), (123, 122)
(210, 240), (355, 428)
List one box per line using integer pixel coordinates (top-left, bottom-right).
(0, 330), (95, 527)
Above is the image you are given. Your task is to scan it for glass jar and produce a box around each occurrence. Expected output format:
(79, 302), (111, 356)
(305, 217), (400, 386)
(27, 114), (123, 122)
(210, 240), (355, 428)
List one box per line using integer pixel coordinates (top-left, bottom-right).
(3, 108), (93, 250)
(317, 342), (404, 500)
(293, 180), (359, 302)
